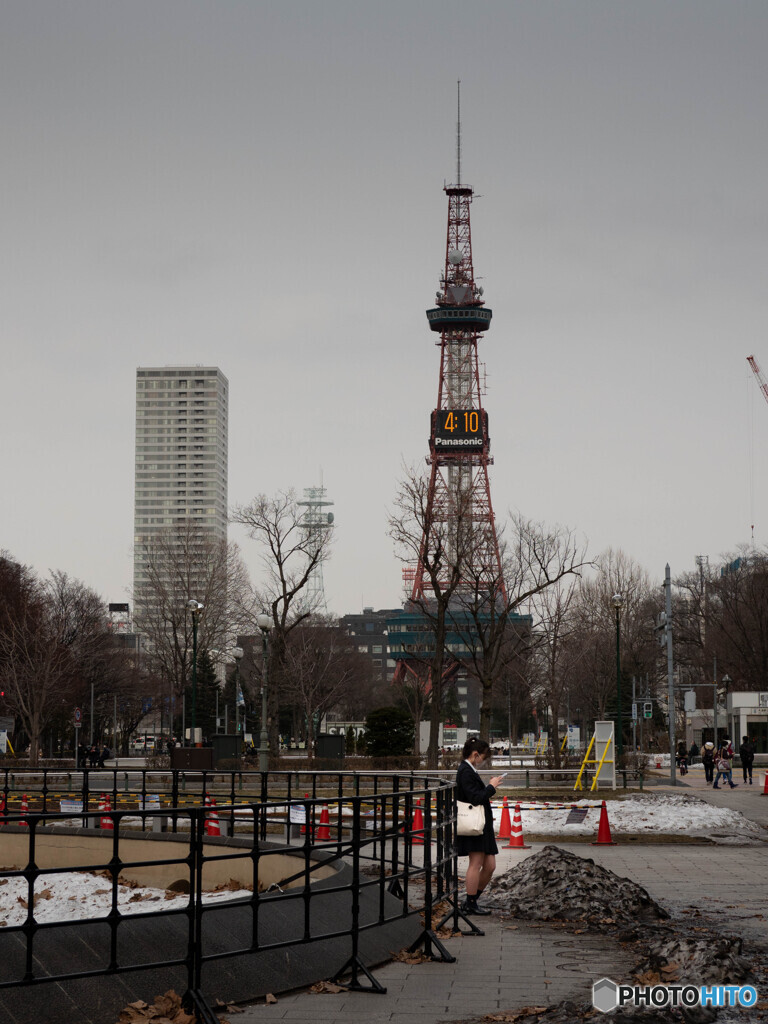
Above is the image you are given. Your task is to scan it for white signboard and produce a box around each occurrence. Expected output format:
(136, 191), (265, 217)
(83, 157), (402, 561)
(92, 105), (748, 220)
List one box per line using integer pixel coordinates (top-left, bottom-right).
(0, 731), (6, 755)
(288, 804), (307, 824)
(593, 720), (616, 790)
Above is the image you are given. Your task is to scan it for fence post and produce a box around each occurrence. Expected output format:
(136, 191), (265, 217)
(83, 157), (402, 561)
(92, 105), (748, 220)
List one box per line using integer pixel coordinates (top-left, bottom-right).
(329, 796), (387, 992)
(405, 788), (456, 962)
(181, 805), (220, 1023)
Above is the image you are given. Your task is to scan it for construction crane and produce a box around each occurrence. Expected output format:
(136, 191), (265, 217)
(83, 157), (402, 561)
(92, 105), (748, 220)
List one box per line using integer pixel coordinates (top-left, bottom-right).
(747, 354), (768, 405)
(746, 355), (768, 542)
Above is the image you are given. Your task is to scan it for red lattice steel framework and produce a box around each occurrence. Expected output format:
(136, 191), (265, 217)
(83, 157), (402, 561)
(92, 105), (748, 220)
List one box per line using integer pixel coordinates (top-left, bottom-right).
(407, 179), (505, 605)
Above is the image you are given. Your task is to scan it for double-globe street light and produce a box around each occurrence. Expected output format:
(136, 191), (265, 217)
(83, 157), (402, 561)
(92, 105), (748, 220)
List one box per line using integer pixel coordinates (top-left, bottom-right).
(256, 611), (273, 772)
(186, 599), (204, 743)
(612, 593), (624, 758)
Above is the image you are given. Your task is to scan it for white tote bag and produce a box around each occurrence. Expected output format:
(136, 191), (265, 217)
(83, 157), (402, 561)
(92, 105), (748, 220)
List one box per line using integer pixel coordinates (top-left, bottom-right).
(456, 800), (485, 836)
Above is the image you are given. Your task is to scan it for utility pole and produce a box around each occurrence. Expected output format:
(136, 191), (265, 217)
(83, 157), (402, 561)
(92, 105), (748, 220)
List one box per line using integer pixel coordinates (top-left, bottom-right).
(665, 564), (676, 785)
(713, 655), (718, 748)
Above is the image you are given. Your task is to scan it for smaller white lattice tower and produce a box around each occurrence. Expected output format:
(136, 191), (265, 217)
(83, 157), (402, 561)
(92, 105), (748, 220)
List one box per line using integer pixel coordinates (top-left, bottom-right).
(298, 485), (335, 614)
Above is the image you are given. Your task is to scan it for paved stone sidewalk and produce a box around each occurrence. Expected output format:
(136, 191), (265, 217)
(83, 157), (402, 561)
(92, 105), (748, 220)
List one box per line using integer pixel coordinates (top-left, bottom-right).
(232, 786), (768, 1022)
(232, 844), (768, 1022)
(232, 914), (636, 1023)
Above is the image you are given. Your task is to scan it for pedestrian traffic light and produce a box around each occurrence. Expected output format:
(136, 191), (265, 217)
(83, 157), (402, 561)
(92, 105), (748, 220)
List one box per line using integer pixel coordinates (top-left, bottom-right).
(643, 702), (653, 719)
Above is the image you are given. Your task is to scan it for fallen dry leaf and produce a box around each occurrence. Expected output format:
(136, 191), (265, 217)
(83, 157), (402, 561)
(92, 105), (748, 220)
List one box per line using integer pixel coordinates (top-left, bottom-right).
(391, 949), (432, 964)
(309, 981), (347, 994)
(634, 970), (660, 986)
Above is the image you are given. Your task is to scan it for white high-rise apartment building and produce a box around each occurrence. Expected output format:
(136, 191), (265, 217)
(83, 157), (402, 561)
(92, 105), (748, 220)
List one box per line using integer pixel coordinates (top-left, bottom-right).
(133, 366), (229, 618)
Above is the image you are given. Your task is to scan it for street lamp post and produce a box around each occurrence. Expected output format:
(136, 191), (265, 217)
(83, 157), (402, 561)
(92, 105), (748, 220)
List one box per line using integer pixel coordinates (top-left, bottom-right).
(232, 646), (244, 742)
(186, 600), (204, 743)
(720, 673), (731, 747)
(612, 593), (624, 757)
(256, 611), (272, 773)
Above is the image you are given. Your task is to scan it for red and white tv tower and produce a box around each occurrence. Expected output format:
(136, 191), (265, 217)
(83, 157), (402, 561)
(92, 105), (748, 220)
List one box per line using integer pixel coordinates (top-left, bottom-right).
(405, 86), (504, 606)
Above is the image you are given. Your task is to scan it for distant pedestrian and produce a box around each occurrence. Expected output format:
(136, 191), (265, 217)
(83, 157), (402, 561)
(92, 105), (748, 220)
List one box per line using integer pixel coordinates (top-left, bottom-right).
(98, 746), (110, 769)
(702, 742), (715, 784)
(455, 737), (504, 916)
(739, 736), (755, 785)
(713, 739), (737, 789)
(689, 742), (699, 762)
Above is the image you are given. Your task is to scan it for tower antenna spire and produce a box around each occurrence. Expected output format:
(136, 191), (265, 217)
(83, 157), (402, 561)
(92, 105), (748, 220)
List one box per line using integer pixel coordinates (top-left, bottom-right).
(456, 79), (461, 186)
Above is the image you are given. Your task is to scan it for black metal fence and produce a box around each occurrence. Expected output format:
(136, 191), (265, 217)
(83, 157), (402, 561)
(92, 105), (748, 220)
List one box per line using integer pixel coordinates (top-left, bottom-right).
(0, 771), (474, 1024)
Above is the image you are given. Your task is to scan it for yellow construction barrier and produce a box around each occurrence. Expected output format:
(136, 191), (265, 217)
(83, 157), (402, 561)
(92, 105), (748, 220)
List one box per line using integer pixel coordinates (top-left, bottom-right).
(573, 734), (614, 792)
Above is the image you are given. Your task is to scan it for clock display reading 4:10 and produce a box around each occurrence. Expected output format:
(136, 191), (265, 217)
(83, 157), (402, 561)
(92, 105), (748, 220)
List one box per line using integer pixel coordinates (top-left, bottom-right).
(433, 408), (487, 451)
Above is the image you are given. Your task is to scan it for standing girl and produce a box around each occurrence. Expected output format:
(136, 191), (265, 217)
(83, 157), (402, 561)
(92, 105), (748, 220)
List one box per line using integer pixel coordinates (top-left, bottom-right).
(455, 737), (504, 915)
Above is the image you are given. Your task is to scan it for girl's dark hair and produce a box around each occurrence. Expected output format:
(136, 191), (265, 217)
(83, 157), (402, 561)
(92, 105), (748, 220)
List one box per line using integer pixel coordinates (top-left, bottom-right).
(462, 736), (490, 760)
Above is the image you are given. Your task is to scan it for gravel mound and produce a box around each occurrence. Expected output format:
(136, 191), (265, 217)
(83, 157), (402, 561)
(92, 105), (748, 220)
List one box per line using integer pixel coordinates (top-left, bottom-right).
(487, 845), (669, 930)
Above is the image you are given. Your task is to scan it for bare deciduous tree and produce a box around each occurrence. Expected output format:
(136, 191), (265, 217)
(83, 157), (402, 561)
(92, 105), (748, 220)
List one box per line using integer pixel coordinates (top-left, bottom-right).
(281, 619), (367, 759)
(133, 522), (254, 704)
(0, 558), (112, 766)
(568, 549), (659, 752)
(388, 466), (482, 767)
(231, 490), (333, 752)
(457, 515), (590, 740)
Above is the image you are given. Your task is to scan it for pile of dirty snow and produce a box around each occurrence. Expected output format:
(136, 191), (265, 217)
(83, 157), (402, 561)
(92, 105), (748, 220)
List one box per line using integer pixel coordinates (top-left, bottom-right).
(486, 845), (669, 930)
(490, 793), (766, 844)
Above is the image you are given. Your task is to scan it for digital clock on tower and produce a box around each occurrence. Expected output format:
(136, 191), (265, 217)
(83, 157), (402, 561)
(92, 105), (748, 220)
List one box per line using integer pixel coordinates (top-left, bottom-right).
(432, 409), (487, 452)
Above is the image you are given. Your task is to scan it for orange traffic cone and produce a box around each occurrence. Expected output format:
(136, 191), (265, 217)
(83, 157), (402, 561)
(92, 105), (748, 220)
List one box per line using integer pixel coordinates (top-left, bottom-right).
(411, 799), (425, 845)
(205, 795), (221, 837)
(497, 797), (512, 840)
(762, 772), (768, 796)
(0, 793), (5, 825)
(20, 793), (29, 827)
(101, 795), (114, 831)
(503, 803), (530, 849)
(98, 793), (106, 829)
(592, 800), (617, 846)
(316, 804), (331, 841)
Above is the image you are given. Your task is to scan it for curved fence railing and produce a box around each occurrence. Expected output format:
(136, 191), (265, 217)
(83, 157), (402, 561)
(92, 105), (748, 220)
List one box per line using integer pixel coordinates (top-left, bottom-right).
(0, 771), (473, 1024)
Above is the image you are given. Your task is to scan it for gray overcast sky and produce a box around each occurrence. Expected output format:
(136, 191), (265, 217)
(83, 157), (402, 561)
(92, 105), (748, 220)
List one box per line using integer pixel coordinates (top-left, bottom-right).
(3, 1), (768, 615)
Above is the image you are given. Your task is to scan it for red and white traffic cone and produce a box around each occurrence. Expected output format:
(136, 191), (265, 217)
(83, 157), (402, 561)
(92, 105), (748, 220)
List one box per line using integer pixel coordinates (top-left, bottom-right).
(497, 796), (512, 840)
(504, 803), (530, 849)
(0, 793), (6, 825)
(411, 799), (425, 845)
(101, 795), (114, 831)
(592, 800), (617, 846)
(762, 772), (768, 796)
(20, 793), (29, 827)
(316, 804), (331, 841)
(205, 795), (221, 837)
(98, 793), (106, 829)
